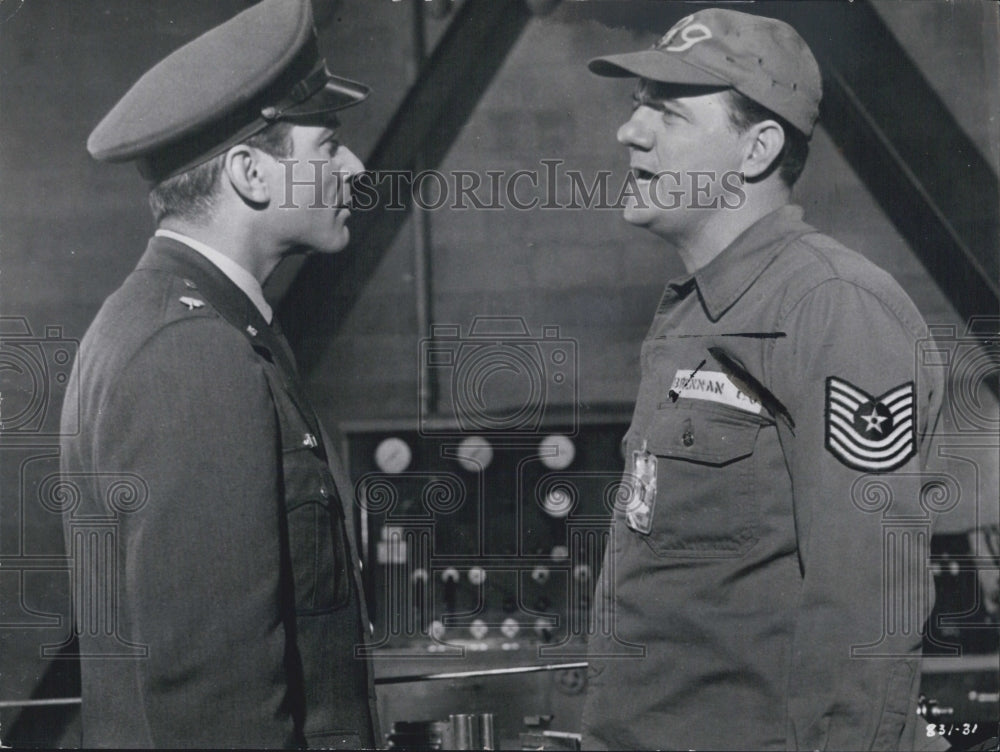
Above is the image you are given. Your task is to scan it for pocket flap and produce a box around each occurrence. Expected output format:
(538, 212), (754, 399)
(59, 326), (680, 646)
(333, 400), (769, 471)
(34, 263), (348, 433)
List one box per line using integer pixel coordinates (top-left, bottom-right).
(647, 403), (764, 465)
(283, 453), (337, 511)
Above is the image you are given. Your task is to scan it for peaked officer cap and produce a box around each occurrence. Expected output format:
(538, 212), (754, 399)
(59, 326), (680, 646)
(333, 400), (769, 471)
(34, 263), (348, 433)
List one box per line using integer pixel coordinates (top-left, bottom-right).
(87, 0), (370, 182)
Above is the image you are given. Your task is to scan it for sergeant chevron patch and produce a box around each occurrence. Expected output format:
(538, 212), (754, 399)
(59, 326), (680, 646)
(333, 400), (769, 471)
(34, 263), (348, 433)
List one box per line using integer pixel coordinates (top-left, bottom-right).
(825, 377), (916, 472)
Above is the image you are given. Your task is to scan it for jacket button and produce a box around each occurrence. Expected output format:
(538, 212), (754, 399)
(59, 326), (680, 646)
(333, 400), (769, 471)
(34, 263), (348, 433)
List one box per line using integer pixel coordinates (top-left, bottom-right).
(682, 430), (695, 447)
(319, 485), (329, 498)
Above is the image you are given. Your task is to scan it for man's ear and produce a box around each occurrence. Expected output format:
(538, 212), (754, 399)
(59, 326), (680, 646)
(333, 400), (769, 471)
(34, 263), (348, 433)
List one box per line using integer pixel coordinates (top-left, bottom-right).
(741, 120), (786, 181)
(222, 144), (270, 204)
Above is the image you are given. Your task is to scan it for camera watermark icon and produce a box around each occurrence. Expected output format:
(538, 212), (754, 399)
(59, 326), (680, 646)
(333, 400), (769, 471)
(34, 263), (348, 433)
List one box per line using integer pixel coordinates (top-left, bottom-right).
(918, 316), (999, 436)
(419, 317), (578, 437)
(5, 451), (149, 658)
(514, 460), (645, 658)
(849, 472), (962, 658)
(0, 316), (79, 437)
(41, 469), (149, 659)
(354, 470), (471, 655)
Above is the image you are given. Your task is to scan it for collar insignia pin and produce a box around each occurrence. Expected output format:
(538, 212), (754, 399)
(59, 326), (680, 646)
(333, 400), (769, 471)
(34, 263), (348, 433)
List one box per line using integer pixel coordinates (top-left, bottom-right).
(179, 296), (204, 310)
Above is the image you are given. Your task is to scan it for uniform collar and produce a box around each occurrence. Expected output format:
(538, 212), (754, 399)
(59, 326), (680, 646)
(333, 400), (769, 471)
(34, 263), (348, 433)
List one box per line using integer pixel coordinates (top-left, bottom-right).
(137, 235), (272, 335)
(138, 235), (321, 438)
(154, 229), (272, 324)
(688, 204), (815, 321)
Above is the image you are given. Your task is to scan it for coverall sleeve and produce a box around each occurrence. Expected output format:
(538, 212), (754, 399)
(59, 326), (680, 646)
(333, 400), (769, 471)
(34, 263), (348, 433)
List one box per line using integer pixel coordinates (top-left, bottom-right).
(769, 279), (935, 751)
(93, 318), (296, 748)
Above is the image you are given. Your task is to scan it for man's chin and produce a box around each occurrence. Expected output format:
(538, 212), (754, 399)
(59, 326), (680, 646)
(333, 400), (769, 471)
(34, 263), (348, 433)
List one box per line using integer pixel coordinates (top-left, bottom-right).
(310, 230), (352, 255)
(329, 227), (350, 252)
(622, 207), (653, 227)
(285, 234), (350, 256)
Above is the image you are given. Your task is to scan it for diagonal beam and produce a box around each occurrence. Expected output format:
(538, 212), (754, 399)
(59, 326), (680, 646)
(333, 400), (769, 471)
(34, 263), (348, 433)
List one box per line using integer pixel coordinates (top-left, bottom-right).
(780, 0), (999, 325)
(277, 0), (533, 369)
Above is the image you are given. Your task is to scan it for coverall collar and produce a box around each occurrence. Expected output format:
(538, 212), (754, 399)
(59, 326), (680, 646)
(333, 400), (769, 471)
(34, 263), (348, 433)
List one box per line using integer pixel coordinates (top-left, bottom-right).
(689, 204), (816, 321)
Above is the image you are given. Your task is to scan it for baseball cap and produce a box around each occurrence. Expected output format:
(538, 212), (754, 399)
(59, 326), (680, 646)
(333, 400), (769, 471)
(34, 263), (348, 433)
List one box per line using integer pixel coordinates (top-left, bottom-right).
(87, 0), (370, 182)
(588, 8), (821, 136)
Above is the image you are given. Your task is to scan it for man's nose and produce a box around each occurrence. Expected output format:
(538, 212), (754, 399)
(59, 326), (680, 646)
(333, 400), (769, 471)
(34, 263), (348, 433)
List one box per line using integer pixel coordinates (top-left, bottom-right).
(335, 145), (365, 179)
(617, 112), (653, 150)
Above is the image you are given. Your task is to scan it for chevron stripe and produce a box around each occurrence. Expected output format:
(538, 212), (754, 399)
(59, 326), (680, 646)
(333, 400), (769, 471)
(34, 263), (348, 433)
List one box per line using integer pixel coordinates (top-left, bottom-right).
(829, 415), (913, 452)
(828, 435), (914, 471)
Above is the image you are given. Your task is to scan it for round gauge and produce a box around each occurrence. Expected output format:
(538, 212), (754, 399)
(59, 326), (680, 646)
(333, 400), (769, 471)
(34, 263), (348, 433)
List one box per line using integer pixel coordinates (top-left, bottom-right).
(542, 485), (575, 518)
(429, 620), (446, 640)
(374, 437), (412, 474)
(550, 545), (569, 561)
(573, 564), (591, 582)
(539, 434), (575, 470)
(501, 618), (520, 639)
(454, 436), (493, 472)
(531, 565), (550, 585)
(441, 567), (461, 583)
(555, 667), (587, 695)
(469, 619), (488, 640)
(468, 566), (487, 586)
(411, 568), (429, 584)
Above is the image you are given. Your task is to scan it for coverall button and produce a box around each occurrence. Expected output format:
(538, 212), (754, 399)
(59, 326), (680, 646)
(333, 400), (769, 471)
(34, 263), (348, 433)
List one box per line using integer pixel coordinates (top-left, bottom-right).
(682, 430), (695, 447)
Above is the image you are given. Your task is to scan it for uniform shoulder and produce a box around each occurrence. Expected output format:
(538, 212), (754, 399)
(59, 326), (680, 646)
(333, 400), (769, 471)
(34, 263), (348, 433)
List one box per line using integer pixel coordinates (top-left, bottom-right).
(780, 231), (894, 291)
(775, 231), (927, 336)
(111, 267), (217, 322)
(79, 269), (261, 405)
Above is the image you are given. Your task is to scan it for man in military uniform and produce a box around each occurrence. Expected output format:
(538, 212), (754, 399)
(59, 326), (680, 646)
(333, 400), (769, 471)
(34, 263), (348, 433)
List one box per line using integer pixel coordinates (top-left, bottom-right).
(59, 0), (378, 746)
(582, 9), (945, 750)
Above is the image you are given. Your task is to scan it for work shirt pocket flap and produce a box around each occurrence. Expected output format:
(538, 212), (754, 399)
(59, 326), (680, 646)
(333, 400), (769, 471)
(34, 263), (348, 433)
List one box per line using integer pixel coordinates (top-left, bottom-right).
(647, 402), (764, 465)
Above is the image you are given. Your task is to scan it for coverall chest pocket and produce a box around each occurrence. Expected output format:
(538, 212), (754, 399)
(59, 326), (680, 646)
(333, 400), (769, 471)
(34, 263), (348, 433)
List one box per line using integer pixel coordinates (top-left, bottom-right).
(638, 402), (765, 558)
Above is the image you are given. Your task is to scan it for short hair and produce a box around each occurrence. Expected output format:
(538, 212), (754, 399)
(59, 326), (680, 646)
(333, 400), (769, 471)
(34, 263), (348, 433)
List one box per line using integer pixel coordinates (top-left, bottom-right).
(723, 90), (810, 187)
(148, 121), (295, 225)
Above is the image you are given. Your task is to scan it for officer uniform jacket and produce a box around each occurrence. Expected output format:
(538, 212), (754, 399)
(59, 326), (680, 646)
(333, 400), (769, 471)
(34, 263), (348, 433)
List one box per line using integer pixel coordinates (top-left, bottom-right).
(581, 206), (945, 751)
(59, 236), (379, 749)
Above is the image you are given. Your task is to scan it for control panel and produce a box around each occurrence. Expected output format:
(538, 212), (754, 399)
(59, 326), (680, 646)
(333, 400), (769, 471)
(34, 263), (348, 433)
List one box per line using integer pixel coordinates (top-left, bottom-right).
(344, 422), (624, 654)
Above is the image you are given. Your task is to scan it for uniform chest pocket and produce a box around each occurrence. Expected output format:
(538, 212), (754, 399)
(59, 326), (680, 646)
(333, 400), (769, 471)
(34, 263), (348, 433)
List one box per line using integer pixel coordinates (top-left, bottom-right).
(636, 402), (766, 558)
(259, 360), (353, 613)
(283, 448), (352, 614)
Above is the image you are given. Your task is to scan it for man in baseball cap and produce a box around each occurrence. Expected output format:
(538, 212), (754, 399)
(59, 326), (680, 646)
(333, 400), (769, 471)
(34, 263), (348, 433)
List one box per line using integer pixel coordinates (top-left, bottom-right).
(581, 9), (944, 751)
(61, 0), (379, 747)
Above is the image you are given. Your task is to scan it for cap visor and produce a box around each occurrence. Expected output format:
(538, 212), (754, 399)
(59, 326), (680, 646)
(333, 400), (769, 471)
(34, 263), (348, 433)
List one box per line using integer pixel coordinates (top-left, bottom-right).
(282, 73), (371, 119)
(588, 50), (729, 87)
